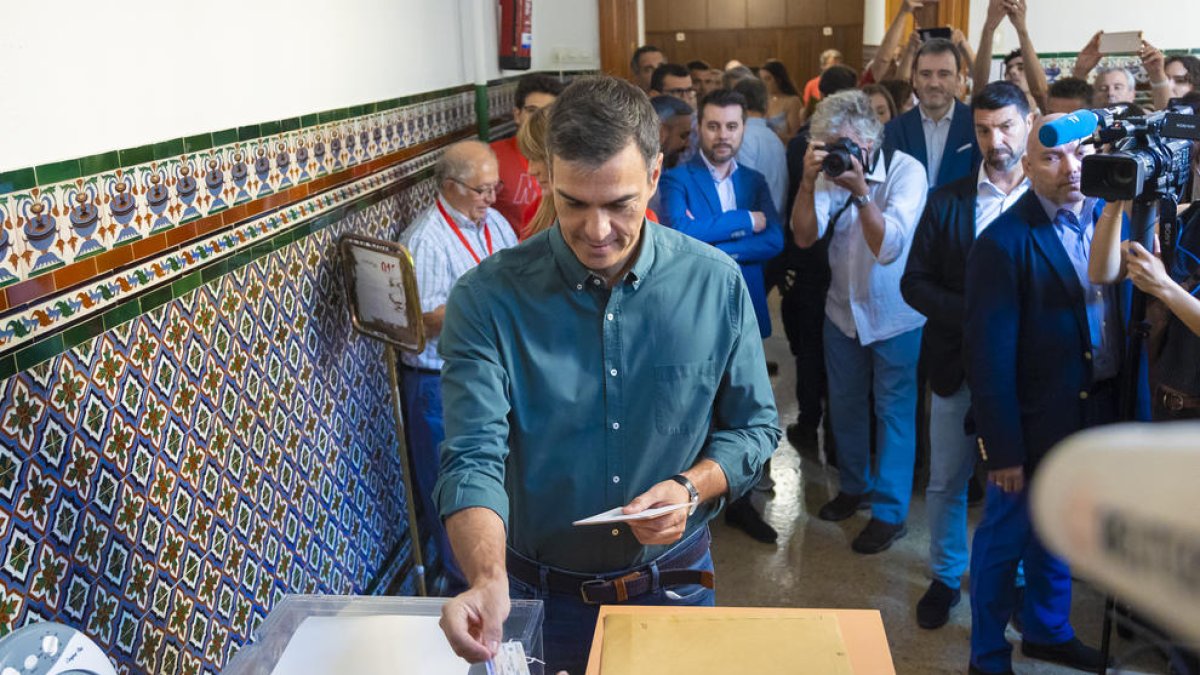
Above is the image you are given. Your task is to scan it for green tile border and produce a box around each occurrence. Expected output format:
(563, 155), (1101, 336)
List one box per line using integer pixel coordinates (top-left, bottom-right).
(0, 168), (36, 196)
(35, 159), (81, 185)
(79, 151), (120, 176)
(0, 154), (439, 380)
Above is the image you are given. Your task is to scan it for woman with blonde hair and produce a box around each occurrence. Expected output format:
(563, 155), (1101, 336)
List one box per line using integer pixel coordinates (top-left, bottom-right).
(516, 106), (555, 239)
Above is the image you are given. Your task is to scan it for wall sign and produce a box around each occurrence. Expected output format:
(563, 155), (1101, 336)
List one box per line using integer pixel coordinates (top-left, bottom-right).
(339, 233), (425, 353)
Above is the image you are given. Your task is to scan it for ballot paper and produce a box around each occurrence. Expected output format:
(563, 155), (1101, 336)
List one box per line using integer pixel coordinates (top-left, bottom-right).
(269, 615), (468, 674)
(573, 503), (689, 526)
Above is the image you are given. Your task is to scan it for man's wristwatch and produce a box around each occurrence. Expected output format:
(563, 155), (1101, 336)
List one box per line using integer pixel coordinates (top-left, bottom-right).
(850, 191), (872, 208)
(669, 474), (700, 516)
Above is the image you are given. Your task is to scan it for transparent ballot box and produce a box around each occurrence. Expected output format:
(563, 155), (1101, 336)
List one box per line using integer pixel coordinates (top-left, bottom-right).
(223, 595), (544, 675)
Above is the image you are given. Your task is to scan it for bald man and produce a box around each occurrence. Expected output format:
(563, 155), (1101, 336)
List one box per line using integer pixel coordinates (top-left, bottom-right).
(398, 140), (519, 593)
(963, 114), (1124, 674)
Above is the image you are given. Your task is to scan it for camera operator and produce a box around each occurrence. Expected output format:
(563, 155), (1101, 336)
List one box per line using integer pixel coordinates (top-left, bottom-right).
(791, 90), (927, 554)
(1089, 156), (1200, 418)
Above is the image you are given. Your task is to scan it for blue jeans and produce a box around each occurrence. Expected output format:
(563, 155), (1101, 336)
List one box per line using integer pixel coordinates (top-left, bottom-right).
(823, 323), (922, 525)
(508, 528), (716, 675)
(399, 368), (466, 592)
(926, 384), (976, 589)
(970, 485), (1073, 673)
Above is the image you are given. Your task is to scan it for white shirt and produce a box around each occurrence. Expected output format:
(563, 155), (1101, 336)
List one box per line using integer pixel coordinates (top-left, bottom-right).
(399, 195), (518, 369)
(699, 152), (753, 229)
(920, 104), (955, 186)
(736, 117), (788, 215)
(975, 170), (1030, 236)
(814, 149), (928, 345)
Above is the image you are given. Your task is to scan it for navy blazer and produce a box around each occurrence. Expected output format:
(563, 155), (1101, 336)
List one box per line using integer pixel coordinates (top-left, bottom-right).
(901, 170), (980, 397)
(964, 192), (1129, 474)
(657, 156), (784, 338)
(883, 100), (981, 190)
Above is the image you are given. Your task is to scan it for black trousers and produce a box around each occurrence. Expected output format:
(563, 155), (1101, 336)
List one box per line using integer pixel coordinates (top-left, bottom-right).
(778, 269), (829, 431)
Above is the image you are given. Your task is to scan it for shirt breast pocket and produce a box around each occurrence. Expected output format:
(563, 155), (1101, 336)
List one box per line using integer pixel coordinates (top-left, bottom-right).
(654, 361), (720, 435)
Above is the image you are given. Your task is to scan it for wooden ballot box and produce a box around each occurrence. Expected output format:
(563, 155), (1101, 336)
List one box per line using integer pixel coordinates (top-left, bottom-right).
(585, 605), (896, 675)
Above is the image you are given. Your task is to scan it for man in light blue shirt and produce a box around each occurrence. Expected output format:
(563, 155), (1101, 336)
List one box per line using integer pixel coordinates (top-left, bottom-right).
(732, 77), (788, 215)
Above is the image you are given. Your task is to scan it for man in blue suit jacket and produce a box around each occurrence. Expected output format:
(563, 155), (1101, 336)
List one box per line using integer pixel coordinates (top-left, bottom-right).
(658, 88), (784, 544)
(884, 38), (982, 190)
(963, 114), (1125, 675)
(658, 89), (784, 340)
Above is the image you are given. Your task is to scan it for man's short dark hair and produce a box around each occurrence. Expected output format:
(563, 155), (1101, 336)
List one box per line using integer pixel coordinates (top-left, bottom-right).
(686, 59), (711, 72)
(819, 65), (859, 97)
(1166, 55), (1200, 89)
(1002, 48), (1023, 69)
(515, 73), (564, 109)
(916, 37), (962, 73)
(1048, 77), (1094, 106)
(650, 95), (694, 122)
(732, 77), (769, 114)
(630, 45), (663, 71)
(973, 81), (1030, 116)
(698, 89), (747, 121)
(548, 76), (660, 172)
(650, 63), (691, 93)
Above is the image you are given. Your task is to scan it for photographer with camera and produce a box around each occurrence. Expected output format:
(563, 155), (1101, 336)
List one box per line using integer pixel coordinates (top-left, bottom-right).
(1089, 96), (1200, 419)
(791, 90), (927, 554)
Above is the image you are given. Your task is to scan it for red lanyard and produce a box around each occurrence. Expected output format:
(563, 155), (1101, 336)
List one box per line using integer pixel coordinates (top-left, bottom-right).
(437, 199), (493, 265)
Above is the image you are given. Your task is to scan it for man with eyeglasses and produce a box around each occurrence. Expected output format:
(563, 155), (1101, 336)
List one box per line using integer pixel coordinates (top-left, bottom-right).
(649, 63), (697, 105)
(491, 73), (563, 235)
(397, 139), (519, 594)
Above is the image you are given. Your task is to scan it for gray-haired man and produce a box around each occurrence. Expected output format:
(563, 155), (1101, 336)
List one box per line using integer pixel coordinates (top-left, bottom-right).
(435, 76), (779, 673)
(398, 140), (519, 593)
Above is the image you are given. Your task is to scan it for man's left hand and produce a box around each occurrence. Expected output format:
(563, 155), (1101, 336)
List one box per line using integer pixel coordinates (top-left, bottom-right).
(622, 480), (691, 546)
(829, 155), (869, 202)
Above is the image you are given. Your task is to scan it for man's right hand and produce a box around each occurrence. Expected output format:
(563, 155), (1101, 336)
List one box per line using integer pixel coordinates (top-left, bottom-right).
(801, 142), (828, 192)
(901, 0), (929, 14)
(439, 577), (511, 663)
(988, 466), (1025, 493)
(750, 212), (767, 233)
(984, 0), (1007, 29)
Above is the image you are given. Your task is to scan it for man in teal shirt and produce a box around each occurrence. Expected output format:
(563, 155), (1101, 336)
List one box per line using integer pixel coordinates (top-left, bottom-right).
(435, 76), (780, 673)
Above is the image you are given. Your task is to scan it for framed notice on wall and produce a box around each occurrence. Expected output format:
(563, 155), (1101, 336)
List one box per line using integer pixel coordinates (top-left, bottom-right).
(339, 233), (425, 354)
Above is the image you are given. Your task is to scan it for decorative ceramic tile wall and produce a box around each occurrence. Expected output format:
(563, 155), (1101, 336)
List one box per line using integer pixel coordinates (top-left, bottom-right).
(0, 180), (441, 673)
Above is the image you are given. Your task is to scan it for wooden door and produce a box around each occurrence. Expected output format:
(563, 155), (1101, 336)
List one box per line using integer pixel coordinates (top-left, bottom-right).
(599, 0), (642, 78)
(884, 0), (970, 35)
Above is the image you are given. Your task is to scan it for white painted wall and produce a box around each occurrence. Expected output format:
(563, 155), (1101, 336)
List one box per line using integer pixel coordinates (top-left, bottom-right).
(968, 0), (1200, 56)
(0, 0), (600, 172)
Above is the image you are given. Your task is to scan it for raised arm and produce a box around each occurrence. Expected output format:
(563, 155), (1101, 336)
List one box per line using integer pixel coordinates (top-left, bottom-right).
(1141, 40), (1172, 110)
(1089, 200), (1127, 284)
(871, 0), (923, 83)
(1007, 0), (1049, 111)
(1072, 31), (1104, 80)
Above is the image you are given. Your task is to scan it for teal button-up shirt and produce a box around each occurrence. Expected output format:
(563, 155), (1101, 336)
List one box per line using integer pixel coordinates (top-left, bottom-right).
(433, 221), (780, 573)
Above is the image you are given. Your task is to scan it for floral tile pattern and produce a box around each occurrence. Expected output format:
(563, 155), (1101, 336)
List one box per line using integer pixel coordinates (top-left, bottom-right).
(0, 177), (436, 673)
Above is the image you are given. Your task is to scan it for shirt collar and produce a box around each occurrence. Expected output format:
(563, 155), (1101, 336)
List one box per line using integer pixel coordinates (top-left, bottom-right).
(1037, 193), (1098, 227)
(977, 169), (1030, 196)
(548, 218), (657, 290)
(699, 150), (737, 182)
(437, 193), (483, 230)
(919, 102), (955, 126)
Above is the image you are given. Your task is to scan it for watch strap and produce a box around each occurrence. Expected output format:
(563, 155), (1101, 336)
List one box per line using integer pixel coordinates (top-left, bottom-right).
(669, 474), (700, 515)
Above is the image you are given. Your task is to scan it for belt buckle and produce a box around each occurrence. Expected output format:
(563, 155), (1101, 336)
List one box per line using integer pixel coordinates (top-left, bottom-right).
(579, 579), (606, 605)
(1164, 391), (1186, 412)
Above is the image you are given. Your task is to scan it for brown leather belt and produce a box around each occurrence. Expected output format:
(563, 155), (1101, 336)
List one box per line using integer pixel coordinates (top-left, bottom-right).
(1159, 385), (1200, 412)
(506, 529), (713, 605)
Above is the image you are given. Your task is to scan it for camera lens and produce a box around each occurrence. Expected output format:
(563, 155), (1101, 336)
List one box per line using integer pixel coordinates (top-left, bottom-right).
(1109, 162), (1137, 190)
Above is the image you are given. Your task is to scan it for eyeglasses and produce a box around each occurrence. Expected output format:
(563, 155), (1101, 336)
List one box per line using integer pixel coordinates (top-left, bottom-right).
(664, 87), (698, 99)
(451, 177), (504, 197)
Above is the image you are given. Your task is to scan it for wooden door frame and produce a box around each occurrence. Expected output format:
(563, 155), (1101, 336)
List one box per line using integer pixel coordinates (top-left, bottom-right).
(598, 0), (641, 78)
(884, 0), (970, 38)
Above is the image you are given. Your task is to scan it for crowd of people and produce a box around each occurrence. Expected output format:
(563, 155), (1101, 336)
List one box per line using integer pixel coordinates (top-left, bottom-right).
(394, 1), (1200, 672)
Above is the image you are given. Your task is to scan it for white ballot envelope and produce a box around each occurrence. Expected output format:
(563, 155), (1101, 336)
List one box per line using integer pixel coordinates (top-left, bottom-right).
(573, 503), (689, 526)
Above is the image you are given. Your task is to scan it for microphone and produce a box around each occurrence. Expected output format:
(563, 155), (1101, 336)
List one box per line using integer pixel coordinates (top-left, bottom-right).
(1038, 109), (1100, 147)
(1031, 422), (1200, 645)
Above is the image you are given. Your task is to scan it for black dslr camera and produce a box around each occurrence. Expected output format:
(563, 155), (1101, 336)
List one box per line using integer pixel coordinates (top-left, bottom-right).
(1081, 103), (1200, 203)
(822, 137), (866, 177)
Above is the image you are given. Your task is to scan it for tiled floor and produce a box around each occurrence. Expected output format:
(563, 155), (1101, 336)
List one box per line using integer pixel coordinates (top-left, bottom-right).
(707, 296), (1172, 674)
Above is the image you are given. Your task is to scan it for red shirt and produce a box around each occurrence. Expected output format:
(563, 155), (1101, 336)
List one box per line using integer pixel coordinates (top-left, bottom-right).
(490, 137), (541, 231)
(803, 77), (822, 105)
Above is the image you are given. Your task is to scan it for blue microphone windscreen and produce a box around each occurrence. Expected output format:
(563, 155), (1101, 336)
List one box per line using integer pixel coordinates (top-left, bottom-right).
(1039, 109), (1099, 147)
